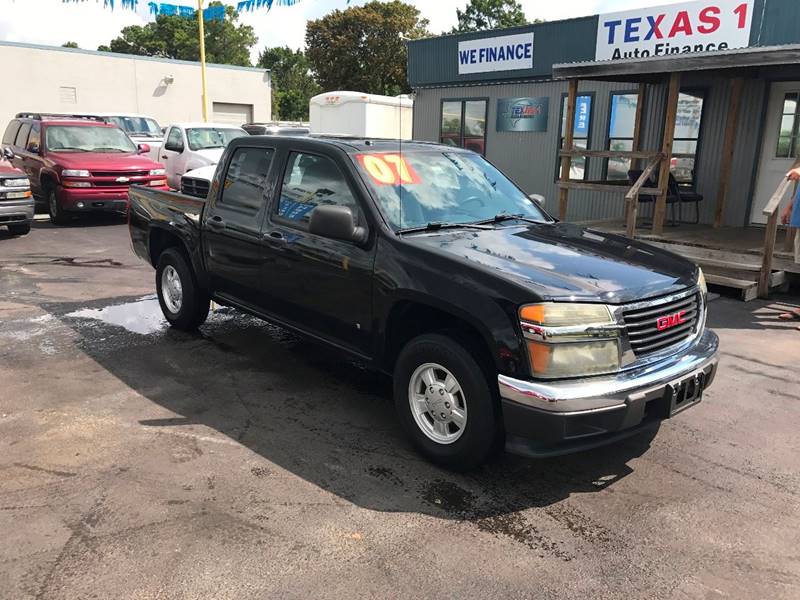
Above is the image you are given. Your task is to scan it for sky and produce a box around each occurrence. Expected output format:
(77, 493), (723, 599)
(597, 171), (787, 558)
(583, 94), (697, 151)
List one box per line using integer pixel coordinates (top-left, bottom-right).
(0, 0), (688, 62)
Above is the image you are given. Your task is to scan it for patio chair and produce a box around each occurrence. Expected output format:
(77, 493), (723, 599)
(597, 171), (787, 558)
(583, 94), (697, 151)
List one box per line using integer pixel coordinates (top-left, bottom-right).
(668, 172), (704, 225)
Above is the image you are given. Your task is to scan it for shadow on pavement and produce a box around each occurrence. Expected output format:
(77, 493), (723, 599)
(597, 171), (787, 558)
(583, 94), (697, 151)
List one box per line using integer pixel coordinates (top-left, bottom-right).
(45, 294), (659, 523)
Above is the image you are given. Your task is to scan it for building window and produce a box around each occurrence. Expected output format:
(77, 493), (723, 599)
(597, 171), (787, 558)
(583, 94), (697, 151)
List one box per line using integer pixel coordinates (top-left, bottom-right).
(440, 99), (487, 155)
(672, 91), (705, 184)
(776, 92), (799, 159)
(559, 94), (593, 180)
(606, 92), (639, 181)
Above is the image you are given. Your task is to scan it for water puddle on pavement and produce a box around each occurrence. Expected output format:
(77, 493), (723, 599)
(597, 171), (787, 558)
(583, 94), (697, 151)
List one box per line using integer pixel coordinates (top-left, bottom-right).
(66, 296), (167, 335)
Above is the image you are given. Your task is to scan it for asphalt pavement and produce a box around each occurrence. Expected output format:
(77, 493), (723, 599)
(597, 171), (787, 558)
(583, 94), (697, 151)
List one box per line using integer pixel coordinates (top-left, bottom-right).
(1, 217), (799, 599)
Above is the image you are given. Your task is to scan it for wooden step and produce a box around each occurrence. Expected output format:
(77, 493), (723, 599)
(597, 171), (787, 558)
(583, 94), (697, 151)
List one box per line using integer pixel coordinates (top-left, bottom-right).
(704, 273), (758, 302)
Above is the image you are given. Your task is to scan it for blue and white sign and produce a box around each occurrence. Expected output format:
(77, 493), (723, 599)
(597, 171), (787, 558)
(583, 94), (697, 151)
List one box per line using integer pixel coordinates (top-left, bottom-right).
(595, 0), (754, 61)
(574, 96), (592, 136)
(458, 32), (534, 75)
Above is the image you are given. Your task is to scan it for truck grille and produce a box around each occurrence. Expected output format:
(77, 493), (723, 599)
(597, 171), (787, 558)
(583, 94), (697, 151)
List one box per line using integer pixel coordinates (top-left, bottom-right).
(91, 170), (150, 178)
(181, 177), (210, 199)
(623, 290), (700, 358)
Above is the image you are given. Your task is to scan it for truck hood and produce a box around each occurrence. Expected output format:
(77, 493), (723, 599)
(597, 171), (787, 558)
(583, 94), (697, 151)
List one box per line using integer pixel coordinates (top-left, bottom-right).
(183, 164), (217, 181)
(191, 148), (225, 165)
(53, 152), (161, 171)
(405, 221), (698, 304)
(0, 159), (24, 176)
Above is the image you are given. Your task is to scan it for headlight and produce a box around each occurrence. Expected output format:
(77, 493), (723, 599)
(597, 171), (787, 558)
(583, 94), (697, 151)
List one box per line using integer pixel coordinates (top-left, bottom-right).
(62, 169), (90, 177)
(519, 303), (621, 379)
(1, 178), (29, 188)
(149, 168), (166, 176)
(526, 340), (621, 378)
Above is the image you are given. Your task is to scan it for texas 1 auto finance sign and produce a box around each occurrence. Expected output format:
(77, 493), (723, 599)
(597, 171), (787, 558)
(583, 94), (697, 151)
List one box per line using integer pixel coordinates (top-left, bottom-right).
(596, 0), (754, 61)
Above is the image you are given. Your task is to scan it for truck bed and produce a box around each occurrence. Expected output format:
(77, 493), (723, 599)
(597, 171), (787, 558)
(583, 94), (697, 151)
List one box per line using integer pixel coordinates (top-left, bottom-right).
(128, 185), (205, 267)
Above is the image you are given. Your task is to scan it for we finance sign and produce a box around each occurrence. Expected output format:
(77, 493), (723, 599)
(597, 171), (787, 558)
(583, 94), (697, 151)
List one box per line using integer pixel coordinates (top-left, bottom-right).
(458, 32), (534, 75)
(596, 0), (754, 61)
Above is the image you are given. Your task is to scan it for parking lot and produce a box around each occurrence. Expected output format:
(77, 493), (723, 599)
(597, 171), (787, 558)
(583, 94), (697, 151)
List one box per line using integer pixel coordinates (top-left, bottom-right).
(1, 218), (799, 599)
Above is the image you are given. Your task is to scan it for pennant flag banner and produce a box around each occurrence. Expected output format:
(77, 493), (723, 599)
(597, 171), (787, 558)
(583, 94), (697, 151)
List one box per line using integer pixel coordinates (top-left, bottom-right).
(62, 0), (305, 20)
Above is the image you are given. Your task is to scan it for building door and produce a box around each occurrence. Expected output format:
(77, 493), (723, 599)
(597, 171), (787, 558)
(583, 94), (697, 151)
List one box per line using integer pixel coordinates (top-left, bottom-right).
(212, 102), (253, 126)
(750, 82), (800, 225)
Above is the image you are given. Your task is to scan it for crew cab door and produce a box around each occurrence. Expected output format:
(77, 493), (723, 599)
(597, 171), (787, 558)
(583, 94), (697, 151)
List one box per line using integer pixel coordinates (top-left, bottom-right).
(202, 145), (276, 308)
(160, 127), (187, 189)
(260, 148), (376, 356)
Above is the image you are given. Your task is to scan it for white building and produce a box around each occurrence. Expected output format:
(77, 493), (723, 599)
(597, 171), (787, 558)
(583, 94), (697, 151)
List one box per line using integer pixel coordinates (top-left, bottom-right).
(0, 41), (271, 130)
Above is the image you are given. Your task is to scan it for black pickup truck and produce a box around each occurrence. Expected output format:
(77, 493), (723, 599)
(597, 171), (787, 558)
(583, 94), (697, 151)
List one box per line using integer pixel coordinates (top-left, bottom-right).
(129, 135), (719, 469)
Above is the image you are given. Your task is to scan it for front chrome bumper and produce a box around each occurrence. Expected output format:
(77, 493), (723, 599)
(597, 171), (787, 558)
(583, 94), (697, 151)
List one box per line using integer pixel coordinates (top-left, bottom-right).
(0, 199), (35, 223)
(498, 329), (719, 415)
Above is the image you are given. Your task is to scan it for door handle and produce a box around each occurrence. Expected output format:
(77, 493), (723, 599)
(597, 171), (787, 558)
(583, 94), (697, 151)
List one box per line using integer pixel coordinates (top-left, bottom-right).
(264, 230), (286, 244)
(207, 215), (225, 229)
(161, 155), (168, 159)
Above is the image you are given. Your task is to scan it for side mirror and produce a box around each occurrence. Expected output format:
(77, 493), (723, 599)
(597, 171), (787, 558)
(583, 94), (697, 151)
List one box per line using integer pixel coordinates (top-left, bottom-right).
(529, 193), (545, 206)
(2, 147), (14, 160)
(309, 205), (368, 244)
(137, 143), (151, 155)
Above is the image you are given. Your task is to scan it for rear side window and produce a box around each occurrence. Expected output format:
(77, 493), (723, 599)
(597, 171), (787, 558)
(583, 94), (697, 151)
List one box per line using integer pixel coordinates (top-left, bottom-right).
(27, 123), (41, 151)
(2, 121), (21, 145)
(276, 152), (361, 226)
(14, 123), (31, 148)
(220, 146), (275, 214)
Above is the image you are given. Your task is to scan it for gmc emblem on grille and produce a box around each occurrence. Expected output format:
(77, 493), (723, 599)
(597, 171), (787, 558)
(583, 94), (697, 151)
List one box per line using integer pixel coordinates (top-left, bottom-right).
(656, 310), (687, 331)
(115, 176), (130, 183)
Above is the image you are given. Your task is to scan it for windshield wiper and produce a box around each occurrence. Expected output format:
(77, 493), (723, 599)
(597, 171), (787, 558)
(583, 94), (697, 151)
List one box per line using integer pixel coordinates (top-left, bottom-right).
(398, 221), (493, 234)
(474, 213), (545, 225)
(53, 147), (90, 152)
(93, 147), (127, 152)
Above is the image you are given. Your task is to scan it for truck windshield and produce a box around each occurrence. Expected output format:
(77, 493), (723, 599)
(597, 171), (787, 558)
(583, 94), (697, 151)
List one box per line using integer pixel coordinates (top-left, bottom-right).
(45, 126), (137, 153)
(354, 150), (549, 230)
(186, 128), (247, 151)
(107, 116), (162, 137)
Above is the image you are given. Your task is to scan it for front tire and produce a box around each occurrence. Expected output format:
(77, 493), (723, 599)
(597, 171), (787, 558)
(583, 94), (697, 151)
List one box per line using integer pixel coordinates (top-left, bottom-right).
(7, 223), (31, 236)
(394, 333), (500, 471)
(155, 248), (210, 331)
(47, 188), (68, 225)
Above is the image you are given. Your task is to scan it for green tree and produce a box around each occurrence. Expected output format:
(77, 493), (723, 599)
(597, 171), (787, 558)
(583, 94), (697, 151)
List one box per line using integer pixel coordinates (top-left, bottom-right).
(62, 41), (79, 48)
(452, 0), (530, 33)
(257, 47), (320, 121)
(97, 2), (257, 66)
(305, 0), (429, 96)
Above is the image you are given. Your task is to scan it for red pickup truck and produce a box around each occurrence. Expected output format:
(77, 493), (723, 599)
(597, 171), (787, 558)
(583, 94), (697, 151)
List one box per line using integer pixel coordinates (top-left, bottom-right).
(1, 113), (167, 224)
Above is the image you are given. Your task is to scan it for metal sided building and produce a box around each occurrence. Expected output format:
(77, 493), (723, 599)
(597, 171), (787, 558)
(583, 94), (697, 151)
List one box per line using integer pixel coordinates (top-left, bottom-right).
(407, 0), (800, 299)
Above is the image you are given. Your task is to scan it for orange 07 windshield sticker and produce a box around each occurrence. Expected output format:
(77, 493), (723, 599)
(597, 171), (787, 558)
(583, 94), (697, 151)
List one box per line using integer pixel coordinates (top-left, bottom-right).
(356, 153), (421, 186)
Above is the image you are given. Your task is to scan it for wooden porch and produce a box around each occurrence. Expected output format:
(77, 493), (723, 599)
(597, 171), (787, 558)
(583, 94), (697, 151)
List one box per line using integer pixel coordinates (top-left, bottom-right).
(551, 46), (800, 300)
(584, 221), (798, 301)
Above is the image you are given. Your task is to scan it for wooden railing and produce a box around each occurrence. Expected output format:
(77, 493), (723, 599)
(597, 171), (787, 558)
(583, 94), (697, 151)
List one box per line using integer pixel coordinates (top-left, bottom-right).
(556, 149), (665, 237)
(758, 163), (799, 298)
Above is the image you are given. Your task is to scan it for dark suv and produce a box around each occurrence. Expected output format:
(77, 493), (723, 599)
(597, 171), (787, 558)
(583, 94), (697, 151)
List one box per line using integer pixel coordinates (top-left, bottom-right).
(1, 113), (168, 224)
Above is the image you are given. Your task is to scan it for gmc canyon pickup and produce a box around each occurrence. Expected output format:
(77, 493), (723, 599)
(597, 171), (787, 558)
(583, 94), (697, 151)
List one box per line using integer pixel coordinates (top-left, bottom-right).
(129, 135), (719, 469)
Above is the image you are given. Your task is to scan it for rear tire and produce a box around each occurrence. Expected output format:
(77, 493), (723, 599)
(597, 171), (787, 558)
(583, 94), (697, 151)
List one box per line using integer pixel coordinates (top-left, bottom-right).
(7, 223), (31, 236)
(393, 333), (500, 471)
(47, 188), (68, 225)
(155, 247), (210, 331)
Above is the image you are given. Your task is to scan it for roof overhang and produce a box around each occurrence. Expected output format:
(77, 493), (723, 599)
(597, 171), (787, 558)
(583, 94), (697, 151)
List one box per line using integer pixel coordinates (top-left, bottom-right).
(552, 44), (800, 82)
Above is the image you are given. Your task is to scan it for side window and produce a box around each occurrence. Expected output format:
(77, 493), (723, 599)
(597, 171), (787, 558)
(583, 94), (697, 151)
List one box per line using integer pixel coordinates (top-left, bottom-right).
(2, 121), (21, 145)
(276, 152), (361, 226)
(27, 123), (41, 151)
(14, 123), (32, 148)
(219, 147), (274, 214)
(165, 128), (184, 152)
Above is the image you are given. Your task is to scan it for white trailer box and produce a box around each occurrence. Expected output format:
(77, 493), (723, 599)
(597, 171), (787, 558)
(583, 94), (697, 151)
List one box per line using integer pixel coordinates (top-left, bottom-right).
(309, 91), (413, 139)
